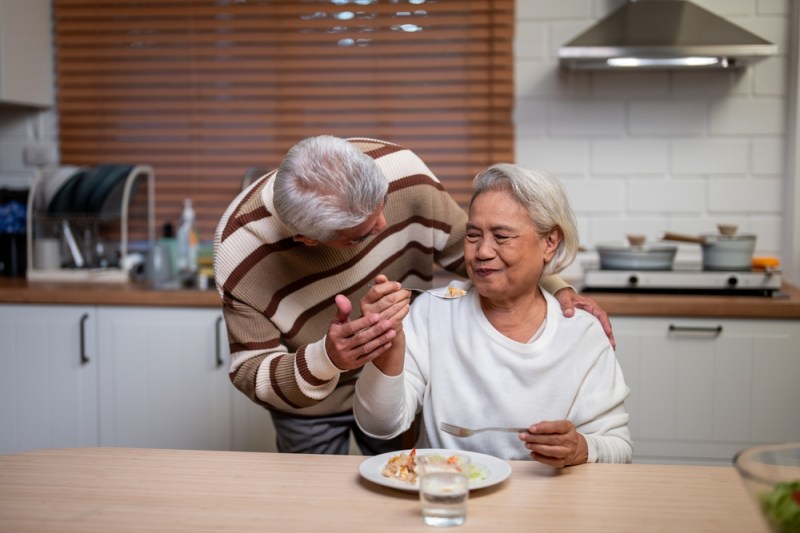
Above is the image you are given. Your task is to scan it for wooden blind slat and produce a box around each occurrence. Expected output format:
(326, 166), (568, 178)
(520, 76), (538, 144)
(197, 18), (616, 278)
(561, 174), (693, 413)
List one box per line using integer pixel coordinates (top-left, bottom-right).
(54, 0), (515, 241)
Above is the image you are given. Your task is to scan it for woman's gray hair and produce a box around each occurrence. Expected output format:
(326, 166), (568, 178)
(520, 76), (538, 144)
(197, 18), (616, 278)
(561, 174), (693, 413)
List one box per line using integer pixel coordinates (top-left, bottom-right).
(470, 163), (579, 276)
(273, 135), (388, 241)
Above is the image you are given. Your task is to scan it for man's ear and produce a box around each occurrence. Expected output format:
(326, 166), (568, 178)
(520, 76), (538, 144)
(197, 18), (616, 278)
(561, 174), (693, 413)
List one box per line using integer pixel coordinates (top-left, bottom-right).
(293, 235), (319, 246)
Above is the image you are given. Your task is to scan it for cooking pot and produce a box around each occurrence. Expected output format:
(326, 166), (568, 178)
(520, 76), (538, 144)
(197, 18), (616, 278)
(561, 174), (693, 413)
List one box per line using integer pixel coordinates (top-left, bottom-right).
(596, 234), (677, 270)
(661, 225), (756, 271)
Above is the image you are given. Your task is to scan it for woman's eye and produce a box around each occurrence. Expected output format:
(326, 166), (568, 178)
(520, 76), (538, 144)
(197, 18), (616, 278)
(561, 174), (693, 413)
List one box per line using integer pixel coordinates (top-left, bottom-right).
(465, 233), (480, 241)
(494, 234), (510, 242)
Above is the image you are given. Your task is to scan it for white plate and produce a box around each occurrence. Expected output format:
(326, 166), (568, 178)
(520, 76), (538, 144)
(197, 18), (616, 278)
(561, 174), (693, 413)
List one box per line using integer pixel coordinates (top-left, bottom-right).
(358, 448), (512, 493)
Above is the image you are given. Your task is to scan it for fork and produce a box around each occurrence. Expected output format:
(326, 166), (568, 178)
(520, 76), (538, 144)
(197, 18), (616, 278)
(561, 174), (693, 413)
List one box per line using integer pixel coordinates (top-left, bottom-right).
(369, 284), (466, 300)
(404, 287), (466, 300)
(440, 422), (528, 437)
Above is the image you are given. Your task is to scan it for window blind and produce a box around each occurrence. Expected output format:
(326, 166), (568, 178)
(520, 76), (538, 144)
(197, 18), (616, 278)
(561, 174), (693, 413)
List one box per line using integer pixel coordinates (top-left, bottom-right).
(53, 0), (515, 241)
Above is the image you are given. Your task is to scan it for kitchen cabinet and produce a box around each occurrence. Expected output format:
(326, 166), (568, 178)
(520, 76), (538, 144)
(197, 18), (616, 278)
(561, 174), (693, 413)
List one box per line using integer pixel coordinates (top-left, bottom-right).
(613, 316), (800, 465)
(0, 303), (281, 455)
(0, 305), (98, 455)
(96, 307), (232, 450)
(0, 0), (53, 107)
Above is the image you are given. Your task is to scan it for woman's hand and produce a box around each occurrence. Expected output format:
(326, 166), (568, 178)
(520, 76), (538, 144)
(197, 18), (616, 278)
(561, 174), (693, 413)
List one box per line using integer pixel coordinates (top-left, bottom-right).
(554, 288), (615, 349)
(519, 420), (589, 468)
(360, 274), (411, 333)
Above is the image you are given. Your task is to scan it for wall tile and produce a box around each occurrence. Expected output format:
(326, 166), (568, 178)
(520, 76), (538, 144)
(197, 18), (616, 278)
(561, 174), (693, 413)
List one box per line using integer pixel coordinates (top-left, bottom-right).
(560, 178), (623, 213)
(517, 0), (591, 19)
(671, 139), (750, 174)
(516, 60), (591, 98)
(750, 215), (784, 252)
(513, 99), (547, 135)
(708, 177), (782, 212)
(592, 72), (671, 98)
(628, 101), (708, 135)
(752, 138), (784, 174)
(709, 98), (785, 134)
(672, 71), (750, 97)
(515, 138), (589, 174)
(592, 140), (669, 173)
(588, 216), (671, 245)
(628, 180), (707, 213)
(549, 101), (626, 136)
(753, 57), (786, 96)
(515, 22), (547, 60)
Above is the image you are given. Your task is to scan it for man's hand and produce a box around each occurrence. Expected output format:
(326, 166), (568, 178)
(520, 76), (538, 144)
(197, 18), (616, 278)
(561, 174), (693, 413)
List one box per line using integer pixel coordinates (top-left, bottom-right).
(325, 294), (398, 370)
(554, 287), (615, 349)
(519, 419), (588, 468)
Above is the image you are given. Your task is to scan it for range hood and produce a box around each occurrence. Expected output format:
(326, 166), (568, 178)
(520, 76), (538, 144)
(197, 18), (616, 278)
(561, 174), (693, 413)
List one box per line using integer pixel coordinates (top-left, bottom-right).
(559, 0), (778, 71)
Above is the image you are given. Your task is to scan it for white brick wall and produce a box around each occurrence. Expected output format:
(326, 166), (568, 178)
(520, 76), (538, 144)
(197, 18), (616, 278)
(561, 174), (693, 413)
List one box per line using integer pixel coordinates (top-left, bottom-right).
(515, 0), (794, 266)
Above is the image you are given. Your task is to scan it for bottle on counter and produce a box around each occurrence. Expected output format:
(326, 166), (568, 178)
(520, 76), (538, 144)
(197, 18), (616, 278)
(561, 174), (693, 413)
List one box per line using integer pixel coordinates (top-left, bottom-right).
(159, 221), (178, 279)
(177, 198), (199, 283)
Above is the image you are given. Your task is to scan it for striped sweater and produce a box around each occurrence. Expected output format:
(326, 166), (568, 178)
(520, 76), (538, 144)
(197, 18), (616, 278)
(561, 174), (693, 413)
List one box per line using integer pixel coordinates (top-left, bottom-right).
(213, 138), (568, 417)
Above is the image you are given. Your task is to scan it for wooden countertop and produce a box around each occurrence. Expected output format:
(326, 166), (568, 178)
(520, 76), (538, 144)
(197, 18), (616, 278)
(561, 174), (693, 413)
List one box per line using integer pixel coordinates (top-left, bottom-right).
(0, 447), (767, 532)
(1, 277), (800, 318)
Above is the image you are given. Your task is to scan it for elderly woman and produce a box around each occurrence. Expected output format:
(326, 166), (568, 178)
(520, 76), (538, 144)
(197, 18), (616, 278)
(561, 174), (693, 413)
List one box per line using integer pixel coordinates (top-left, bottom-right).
(354, 163), (631, 466)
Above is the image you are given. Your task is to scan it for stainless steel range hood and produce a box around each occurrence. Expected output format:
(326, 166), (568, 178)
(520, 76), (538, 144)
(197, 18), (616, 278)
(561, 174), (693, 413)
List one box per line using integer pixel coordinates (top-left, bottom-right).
(559, 0), (777, 71)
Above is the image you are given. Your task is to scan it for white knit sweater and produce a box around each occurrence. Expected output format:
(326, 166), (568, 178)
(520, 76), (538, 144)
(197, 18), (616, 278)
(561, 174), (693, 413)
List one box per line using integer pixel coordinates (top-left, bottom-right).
(354, 284), (632, 463)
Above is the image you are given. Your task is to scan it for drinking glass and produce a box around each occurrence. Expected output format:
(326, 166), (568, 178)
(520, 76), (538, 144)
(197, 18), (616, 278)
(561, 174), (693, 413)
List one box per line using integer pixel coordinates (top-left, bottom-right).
(418, 454), (470, 527)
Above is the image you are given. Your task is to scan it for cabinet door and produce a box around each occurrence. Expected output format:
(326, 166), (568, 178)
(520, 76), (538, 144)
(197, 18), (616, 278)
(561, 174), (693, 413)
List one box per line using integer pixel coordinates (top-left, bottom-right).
(97, 307), (231, 450)
(0, 0), (54, 106)
(0, 304), (98, 454)
(613, 317), (800, 464)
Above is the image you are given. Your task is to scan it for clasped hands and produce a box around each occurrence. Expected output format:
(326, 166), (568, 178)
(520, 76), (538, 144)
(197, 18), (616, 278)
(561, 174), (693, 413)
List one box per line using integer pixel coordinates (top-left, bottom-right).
(324, 275), (409, 371)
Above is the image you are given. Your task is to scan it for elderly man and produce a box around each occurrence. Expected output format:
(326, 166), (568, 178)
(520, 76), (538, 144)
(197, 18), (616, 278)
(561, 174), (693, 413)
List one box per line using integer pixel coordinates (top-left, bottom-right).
(214, 135), (614, 455)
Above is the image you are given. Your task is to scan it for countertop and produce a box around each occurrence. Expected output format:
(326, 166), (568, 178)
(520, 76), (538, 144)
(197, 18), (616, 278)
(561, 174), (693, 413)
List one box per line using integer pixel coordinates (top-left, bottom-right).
(0, 447), (767, 532)
(1, 277), (800, 318)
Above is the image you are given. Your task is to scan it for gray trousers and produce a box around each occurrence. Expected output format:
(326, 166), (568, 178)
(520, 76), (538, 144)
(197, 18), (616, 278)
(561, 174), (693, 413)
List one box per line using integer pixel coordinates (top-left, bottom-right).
(270, 409), (413, 455)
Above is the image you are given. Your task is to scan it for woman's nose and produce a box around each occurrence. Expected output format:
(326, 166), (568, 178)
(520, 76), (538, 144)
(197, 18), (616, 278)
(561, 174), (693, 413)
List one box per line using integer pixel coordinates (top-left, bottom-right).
(475, 238), (495, 259)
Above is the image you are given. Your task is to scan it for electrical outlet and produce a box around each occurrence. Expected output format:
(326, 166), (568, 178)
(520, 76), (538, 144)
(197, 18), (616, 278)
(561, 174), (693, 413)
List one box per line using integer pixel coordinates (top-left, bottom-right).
(23, 143), (57, 166)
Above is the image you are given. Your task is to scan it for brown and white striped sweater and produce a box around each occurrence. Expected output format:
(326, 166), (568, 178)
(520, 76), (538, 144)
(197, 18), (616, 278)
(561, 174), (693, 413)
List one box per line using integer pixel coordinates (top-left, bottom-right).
(213, 138), (568, 417)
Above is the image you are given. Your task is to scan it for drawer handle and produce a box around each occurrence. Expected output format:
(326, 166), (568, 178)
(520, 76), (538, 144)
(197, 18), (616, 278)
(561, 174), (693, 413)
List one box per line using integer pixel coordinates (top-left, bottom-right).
(668, 324), (723, 338)
(215, 316), (224, 368)
(79, 313), (90, 365)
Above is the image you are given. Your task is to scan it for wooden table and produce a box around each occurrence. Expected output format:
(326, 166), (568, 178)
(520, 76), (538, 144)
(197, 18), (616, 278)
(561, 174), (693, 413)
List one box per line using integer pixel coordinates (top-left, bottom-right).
(0, 447), (767, 532)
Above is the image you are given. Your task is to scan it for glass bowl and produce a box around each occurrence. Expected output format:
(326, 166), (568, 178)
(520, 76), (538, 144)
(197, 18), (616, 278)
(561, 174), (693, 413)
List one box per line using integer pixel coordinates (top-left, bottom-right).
(734, 442), (800, 533)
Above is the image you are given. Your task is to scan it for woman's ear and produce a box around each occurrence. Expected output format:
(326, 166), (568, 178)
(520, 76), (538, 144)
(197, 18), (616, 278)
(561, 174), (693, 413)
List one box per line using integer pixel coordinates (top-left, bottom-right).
(543, 227), (562, 262)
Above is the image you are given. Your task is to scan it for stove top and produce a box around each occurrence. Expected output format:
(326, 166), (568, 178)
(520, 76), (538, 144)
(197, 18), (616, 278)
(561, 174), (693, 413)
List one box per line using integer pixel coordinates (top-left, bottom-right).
(581, 267), (782, 296)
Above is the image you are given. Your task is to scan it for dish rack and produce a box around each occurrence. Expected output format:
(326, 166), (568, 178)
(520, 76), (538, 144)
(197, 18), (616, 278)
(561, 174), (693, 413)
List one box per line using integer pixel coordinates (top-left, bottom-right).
(26, 164), (155, 283)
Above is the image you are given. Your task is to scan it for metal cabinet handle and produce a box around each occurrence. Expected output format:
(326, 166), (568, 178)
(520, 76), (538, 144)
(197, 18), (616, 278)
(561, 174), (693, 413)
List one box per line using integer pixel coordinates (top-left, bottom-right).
(215, 315), (224, 368)
(79, 313), (90, 365)
(668, 324), (723, 338)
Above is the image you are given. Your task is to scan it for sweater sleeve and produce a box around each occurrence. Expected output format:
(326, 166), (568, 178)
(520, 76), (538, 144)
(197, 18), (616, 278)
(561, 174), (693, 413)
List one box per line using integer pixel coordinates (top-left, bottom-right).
(353, 362), (412, 439)
(539, 274), (571, 295)
(223, 300), (342, 410)
(570, 338), (632, 464)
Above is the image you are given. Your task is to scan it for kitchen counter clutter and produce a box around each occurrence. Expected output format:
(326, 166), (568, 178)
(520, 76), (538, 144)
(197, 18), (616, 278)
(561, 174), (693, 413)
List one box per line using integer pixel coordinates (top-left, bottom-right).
(1, 277), (800, 316)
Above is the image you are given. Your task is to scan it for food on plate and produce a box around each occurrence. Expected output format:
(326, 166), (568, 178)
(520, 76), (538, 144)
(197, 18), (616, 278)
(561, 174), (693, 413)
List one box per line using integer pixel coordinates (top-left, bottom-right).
(381, 448), (418, 484)
(446, 287), (467, 298)
(381, 449), (488, 486)
(758, 480), (800, 533)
